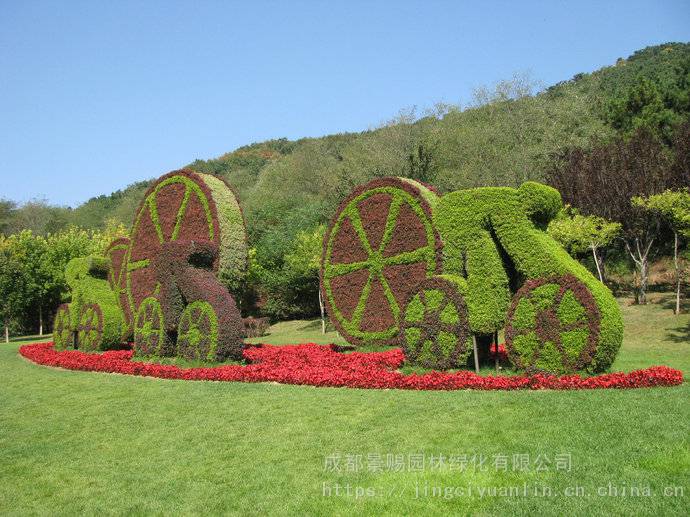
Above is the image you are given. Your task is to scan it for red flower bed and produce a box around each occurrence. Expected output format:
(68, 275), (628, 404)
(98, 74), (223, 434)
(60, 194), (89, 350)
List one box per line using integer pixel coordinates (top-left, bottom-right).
(19, 342), (683, 391)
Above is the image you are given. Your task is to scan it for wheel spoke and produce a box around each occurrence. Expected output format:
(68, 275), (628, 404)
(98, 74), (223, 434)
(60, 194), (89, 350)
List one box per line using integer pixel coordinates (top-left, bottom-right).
(345, 205), (373, 255)
(377, 196), (404, 252)
(350, 272), (373, 328)
(378, 272), (400, 320)
(171, 186), (192, 241)
(382, 246), (433, 267)
(325, 260), (370, 279)
(146, 197), (165, 244)
(128, 259), (150, 272)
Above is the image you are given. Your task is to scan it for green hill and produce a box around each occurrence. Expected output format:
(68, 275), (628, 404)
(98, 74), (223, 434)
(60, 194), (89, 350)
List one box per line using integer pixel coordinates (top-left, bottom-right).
(36, 42), (690, 318)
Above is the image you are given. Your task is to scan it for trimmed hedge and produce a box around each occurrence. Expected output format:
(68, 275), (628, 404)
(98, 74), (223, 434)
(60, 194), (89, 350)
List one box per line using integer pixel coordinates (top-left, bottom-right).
(56, 255), (126, 351)
(320, 177), (442, 346)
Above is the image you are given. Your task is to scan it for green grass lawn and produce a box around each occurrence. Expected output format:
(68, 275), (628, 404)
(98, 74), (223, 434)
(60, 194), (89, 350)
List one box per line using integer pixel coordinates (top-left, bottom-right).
(1, 292), (688, 515)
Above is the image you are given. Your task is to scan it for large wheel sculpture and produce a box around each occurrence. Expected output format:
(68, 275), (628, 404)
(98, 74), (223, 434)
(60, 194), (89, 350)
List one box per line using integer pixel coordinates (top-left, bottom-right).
(125, 170), (246, 325)
(53, 304), (72, 351)
(321, 178), (442, 346)
(400, 276), (471, 369)
(505, 274), (601, 374)
(77, 303), (104, 352)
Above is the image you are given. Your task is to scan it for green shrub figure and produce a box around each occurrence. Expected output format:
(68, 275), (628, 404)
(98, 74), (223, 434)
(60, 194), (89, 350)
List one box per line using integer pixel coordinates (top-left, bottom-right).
(322, 179), (623, 373)
(53, 256), (126, 351)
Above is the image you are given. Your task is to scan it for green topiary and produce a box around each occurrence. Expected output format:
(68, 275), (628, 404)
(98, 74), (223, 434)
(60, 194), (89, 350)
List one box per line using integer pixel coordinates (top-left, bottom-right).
(55, 255), (126, 351)
(400, 275), (472, 369)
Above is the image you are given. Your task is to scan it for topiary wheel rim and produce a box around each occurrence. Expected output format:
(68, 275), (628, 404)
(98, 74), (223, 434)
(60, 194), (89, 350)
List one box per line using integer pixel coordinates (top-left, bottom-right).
(505, 274), (601, 373)
(321, 178), (440, 345)
(177, 301), (218, 361)
(77, 303), (103, 351)
(125, 171), (219, 321)
(400, 276), (471, 369)
(134, 297), (166, 356)
(53, 304), (72, 350)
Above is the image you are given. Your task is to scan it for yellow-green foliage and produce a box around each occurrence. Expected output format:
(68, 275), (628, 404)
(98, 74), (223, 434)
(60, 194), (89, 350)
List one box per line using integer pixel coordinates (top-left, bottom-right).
(199, 174), (248, 293)
(434, 189), (511, 334)
(433, 182), (623, 372)
(64, 256), (125, 351)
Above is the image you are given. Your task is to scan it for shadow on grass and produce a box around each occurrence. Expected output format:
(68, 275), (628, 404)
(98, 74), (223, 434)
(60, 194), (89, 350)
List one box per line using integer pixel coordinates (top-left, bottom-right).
(666, 321), (690, 343)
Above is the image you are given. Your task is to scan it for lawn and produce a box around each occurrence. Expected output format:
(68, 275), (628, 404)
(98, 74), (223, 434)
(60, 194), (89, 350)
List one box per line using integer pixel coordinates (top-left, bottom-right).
(1, 292), (688, 515)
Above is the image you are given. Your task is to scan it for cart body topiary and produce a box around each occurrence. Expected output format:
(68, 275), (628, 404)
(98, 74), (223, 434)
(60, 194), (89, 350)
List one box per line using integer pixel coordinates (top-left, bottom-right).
(53, 169), (248, 360)
(321, 178), (623, 374)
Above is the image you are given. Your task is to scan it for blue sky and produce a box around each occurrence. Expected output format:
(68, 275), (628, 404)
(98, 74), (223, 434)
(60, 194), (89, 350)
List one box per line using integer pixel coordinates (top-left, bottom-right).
(1, 0), (689, 207)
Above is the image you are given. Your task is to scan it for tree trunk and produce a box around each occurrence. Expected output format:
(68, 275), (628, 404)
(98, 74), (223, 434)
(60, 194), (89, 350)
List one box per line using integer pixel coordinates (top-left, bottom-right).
(591, 244), (603, 283)
(4, 321), (8, 344)
(639, 255), (649, 305)
(318, 289), (326, 334)
(39, 305), (43, 336)
(674, 231), (681, 315)
(626, 237), (653, 305)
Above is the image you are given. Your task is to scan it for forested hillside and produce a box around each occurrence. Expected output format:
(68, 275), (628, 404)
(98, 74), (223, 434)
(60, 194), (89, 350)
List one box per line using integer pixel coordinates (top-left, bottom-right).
(2, 42), (689, 325)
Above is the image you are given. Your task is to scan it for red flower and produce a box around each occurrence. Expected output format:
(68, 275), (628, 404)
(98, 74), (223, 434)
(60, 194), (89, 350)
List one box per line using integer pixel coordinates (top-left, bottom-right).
(19, 342), (684, 391)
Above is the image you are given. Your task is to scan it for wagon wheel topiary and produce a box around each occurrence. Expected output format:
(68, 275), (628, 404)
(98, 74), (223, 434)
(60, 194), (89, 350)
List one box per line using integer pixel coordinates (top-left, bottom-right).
(124, 169), (246, 322)
(53, 303), (73, 351)
(400, 276), (471, 369)
(505, 274), (601, 374)
(134, 296), (168, 356)
(321, 177), (441, 346)
(76, 303), (103, 351)
(176, 301), (219, 361)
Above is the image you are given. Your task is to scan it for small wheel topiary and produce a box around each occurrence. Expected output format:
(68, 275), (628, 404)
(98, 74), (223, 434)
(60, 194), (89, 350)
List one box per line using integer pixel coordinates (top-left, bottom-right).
(76, 303), (103, 352)
(134, 296), (168, 356)
(400, 275), (472, 369)
(176, 301), (219, 361)
(505, 274), (601, 374)
(53, 304), (73, 351)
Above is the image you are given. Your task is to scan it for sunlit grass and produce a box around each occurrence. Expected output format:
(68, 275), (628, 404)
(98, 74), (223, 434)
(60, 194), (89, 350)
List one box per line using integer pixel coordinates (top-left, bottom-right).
(1, 292), (687, 515)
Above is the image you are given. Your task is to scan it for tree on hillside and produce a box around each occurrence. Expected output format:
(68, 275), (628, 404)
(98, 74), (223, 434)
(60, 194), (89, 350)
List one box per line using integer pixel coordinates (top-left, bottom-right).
(9, 199), (70, 236)
(548, 207), (621, 283)
(634, 189), (690, 314)
(0, 199), (17, 235)
(548, 127), (689, 304)
(606, 58), (690, 144)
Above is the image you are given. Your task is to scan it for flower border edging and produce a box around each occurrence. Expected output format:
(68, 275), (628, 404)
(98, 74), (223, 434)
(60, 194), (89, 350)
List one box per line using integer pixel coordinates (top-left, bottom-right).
(19, 342), (683, 391)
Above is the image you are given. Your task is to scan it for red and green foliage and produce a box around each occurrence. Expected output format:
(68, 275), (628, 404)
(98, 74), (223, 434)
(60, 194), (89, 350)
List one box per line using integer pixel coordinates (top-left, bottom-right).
(320, 177), (442, 346)
(401, 275), (472, 369)
(325, 178), (624, 374)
